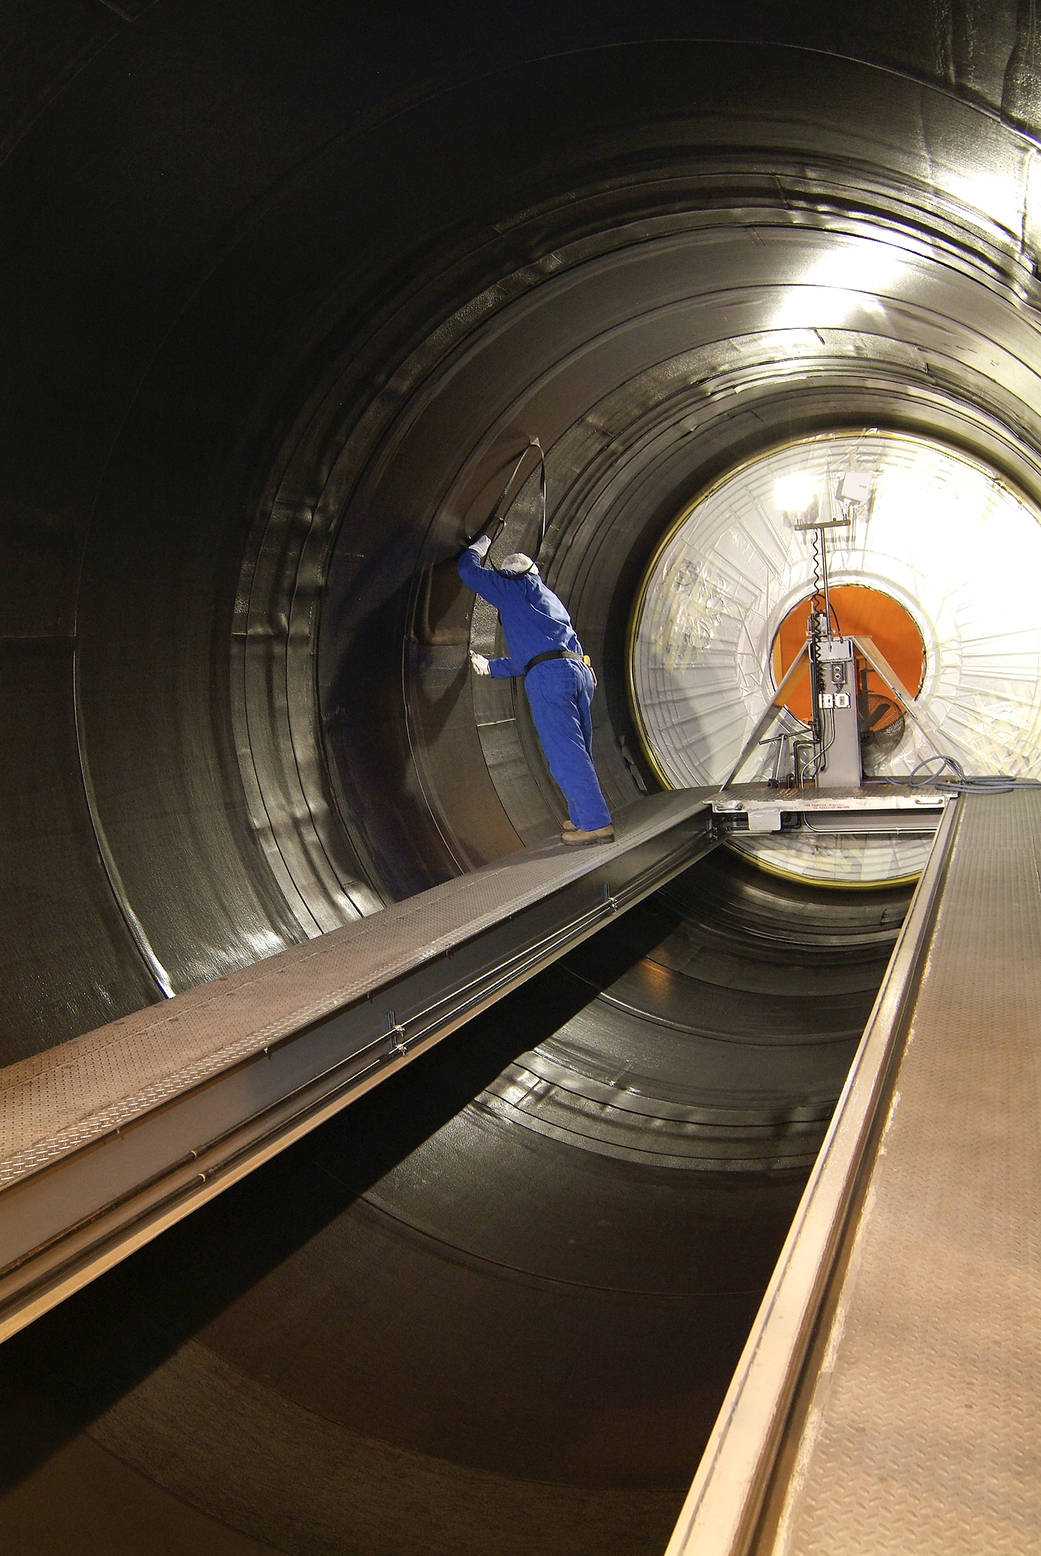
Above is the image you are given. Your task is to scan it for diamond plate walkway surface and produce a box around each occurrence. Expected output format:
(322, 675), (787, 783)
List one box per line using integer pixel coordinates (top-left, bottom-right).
(0, 789), (714, 1341)
(669, 788), (1041, 1555)
(0, 792), (711, 1183)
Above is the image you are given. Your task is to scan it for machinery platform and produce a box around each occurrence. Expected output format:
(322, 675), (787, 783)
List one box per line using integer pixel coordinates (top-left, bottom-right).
(667, 786), (1041, 1555)
(712, 781), (947, 834)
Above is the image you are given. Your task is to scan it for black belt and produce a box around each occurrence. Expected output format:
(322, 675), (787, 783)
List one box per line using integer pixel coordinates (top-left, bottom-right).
(524, 648), (587, 674)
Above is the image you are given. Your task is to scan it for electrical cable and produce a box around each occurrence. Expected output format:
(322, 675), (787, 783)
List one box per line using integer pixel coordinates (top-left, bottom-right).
(803, 528), (837, 779)
(883, 754), (1041, 794)
(802, 704), (835, 780)
(533, 437), (547, 557)
(469, 438), (545, 565)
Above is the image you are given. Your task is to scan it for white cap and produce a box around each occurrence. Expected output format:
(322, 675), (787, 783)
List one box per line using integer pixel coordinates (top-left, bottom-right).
(500, 552), (537, 576)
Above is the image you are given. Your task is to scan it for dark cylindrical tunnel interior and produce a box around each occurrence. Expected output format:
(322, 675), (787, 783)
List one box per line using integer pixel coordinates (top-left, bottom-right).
(4, 5), (1041, 1553)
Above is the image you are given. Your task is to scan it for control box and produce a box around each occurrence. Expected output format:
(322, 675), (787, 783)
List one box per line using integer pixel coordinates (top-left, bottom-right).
(814, 636), (862, 787)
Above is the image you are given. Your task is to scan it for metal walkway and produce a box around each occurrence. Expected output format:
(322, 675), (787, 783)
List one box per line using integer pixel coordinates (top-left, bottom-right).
(667, 787), (1041, 1555)
(0, 789), (715, 1343)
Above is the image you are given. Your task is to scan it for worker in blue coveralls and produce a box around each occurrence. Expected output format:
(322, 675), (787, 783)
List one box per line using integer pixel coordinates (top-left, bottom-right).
(458, 534), (614, 845)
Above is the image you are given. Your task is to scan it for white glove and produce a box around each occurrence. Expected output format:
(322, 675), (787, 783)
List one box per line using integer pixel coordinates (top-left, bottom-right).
(469, 651), (491, 676)
(469, 534), (492, 559)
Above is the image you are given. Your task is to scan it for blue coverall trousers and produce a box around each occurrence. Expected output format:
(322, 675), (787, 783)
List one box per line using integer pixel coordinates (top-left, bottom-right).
(524, 657), (612, 831)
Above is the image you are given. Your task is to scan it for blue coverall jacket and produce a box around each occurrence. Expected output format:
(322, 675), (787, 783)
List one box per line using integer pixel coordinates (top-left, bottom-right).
(458, 546), (611, 831)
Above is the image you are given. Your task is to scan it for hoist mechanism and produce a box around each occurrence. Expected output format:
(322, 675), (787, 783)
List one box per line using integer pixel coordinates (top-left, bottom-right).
(789, 506), (863, 790)
(712, 473), (951, 844)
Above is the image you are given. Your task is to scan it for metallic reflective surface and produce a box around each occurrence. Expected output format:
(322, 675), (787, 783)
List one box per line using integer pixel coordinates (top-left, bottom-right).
(3, 3), (1041, 1551)
(670, 791), (1041, 1555)
(630, 431), (1041, 881)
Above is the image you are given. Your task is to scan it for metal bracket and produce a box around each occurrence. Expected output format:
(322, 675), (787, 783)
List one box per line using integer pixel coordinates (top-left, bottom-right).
(385, 1012), (408, 1057)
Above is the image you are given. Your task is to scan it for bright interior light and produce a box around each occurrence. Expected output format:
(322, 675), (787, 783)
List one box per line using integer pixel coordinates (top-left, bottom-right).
(944, 169), (1024, 236)
(628, 430), (1041, 886)
(773, 473), (819, 517)
(770, 239), (907, 330)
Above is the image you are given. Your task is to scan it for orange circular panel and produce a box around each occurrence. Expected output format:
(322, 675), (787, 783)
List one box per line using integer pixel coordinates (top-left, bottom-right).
(771, 585), (926, 728)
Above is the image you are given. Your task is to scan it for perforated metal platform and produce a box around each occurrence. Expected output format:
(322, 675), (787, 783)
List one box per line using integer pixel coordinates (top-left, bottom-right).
(668, 788), (1041, 1555)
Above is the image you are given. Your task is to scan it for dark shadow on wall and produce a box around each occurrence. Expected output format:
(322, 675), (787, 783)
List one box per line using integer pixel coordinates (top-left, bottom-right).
(0, 885), (756, 1494)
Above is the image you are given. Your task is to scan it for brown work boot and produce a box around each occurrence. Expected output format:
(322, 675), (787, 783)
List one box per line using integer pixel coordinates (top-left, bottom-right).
(561, 824), (614, 845)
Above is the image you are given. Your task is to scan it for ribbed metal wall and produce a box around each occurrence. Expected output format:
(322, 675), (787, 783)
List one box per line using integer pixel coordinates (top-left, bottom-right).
(2, 5), (1040, 1552)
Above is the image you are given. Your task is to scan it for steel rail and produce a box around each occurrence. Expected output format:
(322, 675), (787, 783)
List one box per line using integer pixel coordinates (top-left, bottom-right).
(664, 794), (960, 1556)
